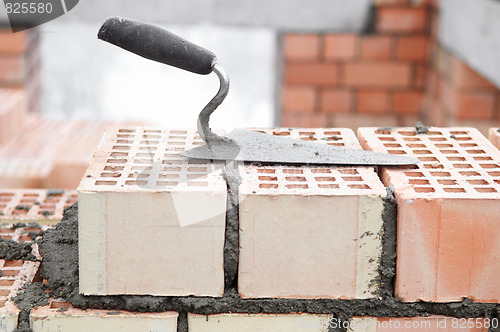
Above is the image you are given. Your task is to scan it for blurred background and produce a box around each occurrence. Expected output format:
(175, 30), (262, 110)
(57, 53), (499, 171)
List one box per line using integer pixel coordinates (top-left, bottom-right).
(0, 0), (500, 191)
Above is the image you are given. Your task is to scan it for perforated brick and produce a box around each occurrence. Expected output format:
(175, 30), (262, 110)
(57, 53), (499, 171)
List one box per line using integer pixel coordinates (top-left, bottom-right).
(31, 299), (178, 332)
(358, 127), (500, 302)
(238, 128), (387, 299)
(0, 259), (40, 331)
(0, 189), (77, 225)
(188, 313), (334, 332)
(78, 127), (227, 296)
(489, 128), (500, 150)
(0, 159), (52, 189)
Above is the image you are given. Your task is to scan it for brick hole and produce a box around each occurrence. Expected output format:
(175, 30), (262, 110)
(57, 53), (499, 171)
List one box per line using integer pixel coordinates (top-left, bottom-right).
(324, 131), (341, 136)
(299, 131), (315, 136)
(375, 130), (392, 135)
(142, 134), (161, 140)
(300, 137), (317, 141)
(400, 165), (421, 170)
(480, 164), (500, 169)
(0, 289), (9, 296)
(444, 187), (466, 193)
(273, 131), (290, 136)
(118, 129), (135, 133)
(95, 181), (117, 186)
(0, 204), (6, 209)
(125, 180), (148, 186)
(441, 150), (459, 154)
(438, 179), (457, 185)
(343, 176), (363, 181)
(286, 184), (309, 189)
(20, 235), (32, 242)
(450, 131), (468, 135)
(172, 147), (184, 152)
(23, 193), (38, 197)
(348, 184), (371, 190)
(413, 150), (432, 155)
(423, 163), (444, 169)
(338, 169), (358, 175)
(192, 141), (204, 146)
(40, 204), (55, 210)
(12, 209), (28, 215)
(447, 157), (466, 162)
(494, 180), (500, 184)
(388, 150), (406, 155)
(19, 199), (36, 203)
(164, 166), (182, 172)
(107, 159), (127, 164)
(127, 173), (149, 179)
(414, 187), (435, 193)
(315, 177), (336, 182)
(460, 143), (478, 148)
(156, 181), (178, 186)
(285, 176), (306, 182)
(420, 157), (439, 162)
(4, 260), (23, 267)
(139, 147), (157, 152)
(257, 169), (275, 174)
(398, 131), (416, 136)
(405, 171), (425, 177)
(454, 136), (472, 141)
(327, 142), (344, 147)
(426, 131), (443, 136)
(403, 137), (421, 141)
(0, 280), (15, 287)
(144, 129), (161, 133)
(170, 130), (187, 135)
(168, 141), (185, 146)
(461, 171), (481, 176)
(468, 179), (488, 185)
(488, 171), (500, 177)
(163, 160), (183, 166)
(318, 184), (340, 189)
(116, 139), (133, 144)
(50, 301), (71, 309)
(110, 152), (128, 157)
(0, 299), (6, 306)
(0, 229), (15, 233)
(428, 137), (446, 142)
(112, 144), (132, 151)
(476, 187), (497, 193)
(134, 159), (153, 165)
(0, 194), (15, 199)
(158, 174), (179, 179)
(116, 134), (133, 139)
(187, 182), (208, 187)
(258, 176), (277, 181)
(259, 183), (278, 189)
(101, 172), (121, 178)
(407, 143), (426, 148)
(188, 159), (206, 165)
(467, 149), (486, 154)
(188, 167), (208, 172)
(168, 135), (186, 140)
(434, 144), (453, 148)
(311, 169), (332, 174)
(140, 140), (159, 145)
(283, 169), (304, 174)
(104, 165), (124, 171)
(409, 179), (430, 185)
(384, 143), (402, 148)
(0, 235), (12, 239)
(453, 164), (473, 169)
(474, 156), (493, 161)
(379, 137), (396, 142)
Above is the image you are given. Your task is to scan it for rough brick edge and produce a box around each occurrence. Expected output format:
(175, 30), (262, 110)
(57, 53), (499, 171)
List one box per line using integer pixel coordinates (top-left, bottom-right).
(489, 128), (500, 150)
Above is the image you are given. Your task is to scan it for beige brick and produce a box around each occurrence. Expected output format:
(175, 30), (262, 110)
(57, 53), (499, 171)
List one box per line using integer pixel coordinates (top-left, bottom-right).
(238, 128), (387, 299)
(31, 299), (178, 332)
(78, 127), (227, 296)
(188, 313), (334, 332)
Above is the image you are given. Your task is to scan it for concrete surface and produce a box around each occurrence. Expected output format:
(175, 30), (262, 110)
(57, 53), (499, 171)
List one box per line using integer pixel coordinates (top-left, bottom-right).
(439, 0), (500, 89)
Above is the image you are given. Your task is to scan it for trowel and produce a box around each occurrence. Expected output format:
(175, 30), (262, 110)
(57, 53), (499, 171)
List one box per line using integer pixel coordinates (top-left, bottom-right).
(98, 17), (419, 166)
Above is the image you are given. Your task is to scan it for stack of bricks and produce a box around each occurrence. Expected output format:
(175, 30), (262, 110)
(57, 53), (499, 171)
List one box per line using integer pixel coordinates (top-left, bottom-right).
(281, 0), (500, 134)
(0, 28), (40, 114)
(282, 0), (432, 129)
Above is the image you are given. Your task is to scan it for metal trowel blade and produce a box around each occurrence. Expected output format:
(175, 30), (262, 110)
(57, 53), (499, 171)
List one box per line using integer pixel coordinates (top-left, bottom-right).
(181, 129), (419, 166)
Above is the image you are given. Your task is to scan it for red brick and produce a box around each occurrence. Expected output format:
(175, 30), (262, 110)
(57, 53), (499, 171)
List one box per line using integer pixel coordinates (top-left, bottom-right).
(450, 56), (498, 90)
(357, 90), (390, 114)
(281, 112), (328, 127)
(282, 86), (316, 113)
(320, 89), (352, 114)
(323, 34), (358, 60)
(284, 34), (320, 61)
(376, 7), (428, 33)
(415, 64), (426, 88)
(285, 63), (338, 86)
(449, 90), (497, 120)
(0, 55), (26, 85)
(0, 31), (29, 54)
(360, 36), (393, 60)
(393, 91), (424, 114)
(397, 36), (430, 61)
(343, 62), (411, 88)
(358, 127), (500, 302)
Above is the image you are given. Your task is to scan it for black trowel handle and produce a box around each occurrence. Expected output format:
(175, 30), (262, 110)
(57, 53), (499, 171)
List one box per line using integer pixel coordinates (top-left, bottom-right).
(98, 17), (217, 75)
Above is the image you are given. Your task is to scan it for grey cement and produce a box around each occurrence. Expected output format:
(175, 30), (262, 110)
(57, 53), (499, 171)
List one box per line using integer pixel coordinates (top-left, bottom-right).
(13, 282), (49, 332)
(378, 188), (397, 298)
(0, 238), (37, 261)
(439, 0), (500, 88)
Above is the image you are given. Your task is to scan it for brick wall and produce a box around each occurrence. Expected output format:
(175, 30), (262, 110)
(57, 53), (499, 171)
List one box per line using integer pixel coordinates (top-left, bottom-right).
(281, 0), (500, 133)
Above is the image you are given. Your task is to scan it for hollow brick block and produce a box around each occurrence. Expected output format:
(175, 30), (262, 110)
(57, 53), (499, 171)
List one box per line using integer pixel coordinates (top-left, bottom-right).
(0, 259), (40, 331)
(238, 128), (387, 299)
(489, 128), (500, 150)
(0, 189), (77, 225)
(78, 127), (227, 296)
(358, 127), (500, 302)
(188, 313), (334, 332)
(31, 299), (178, 332)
